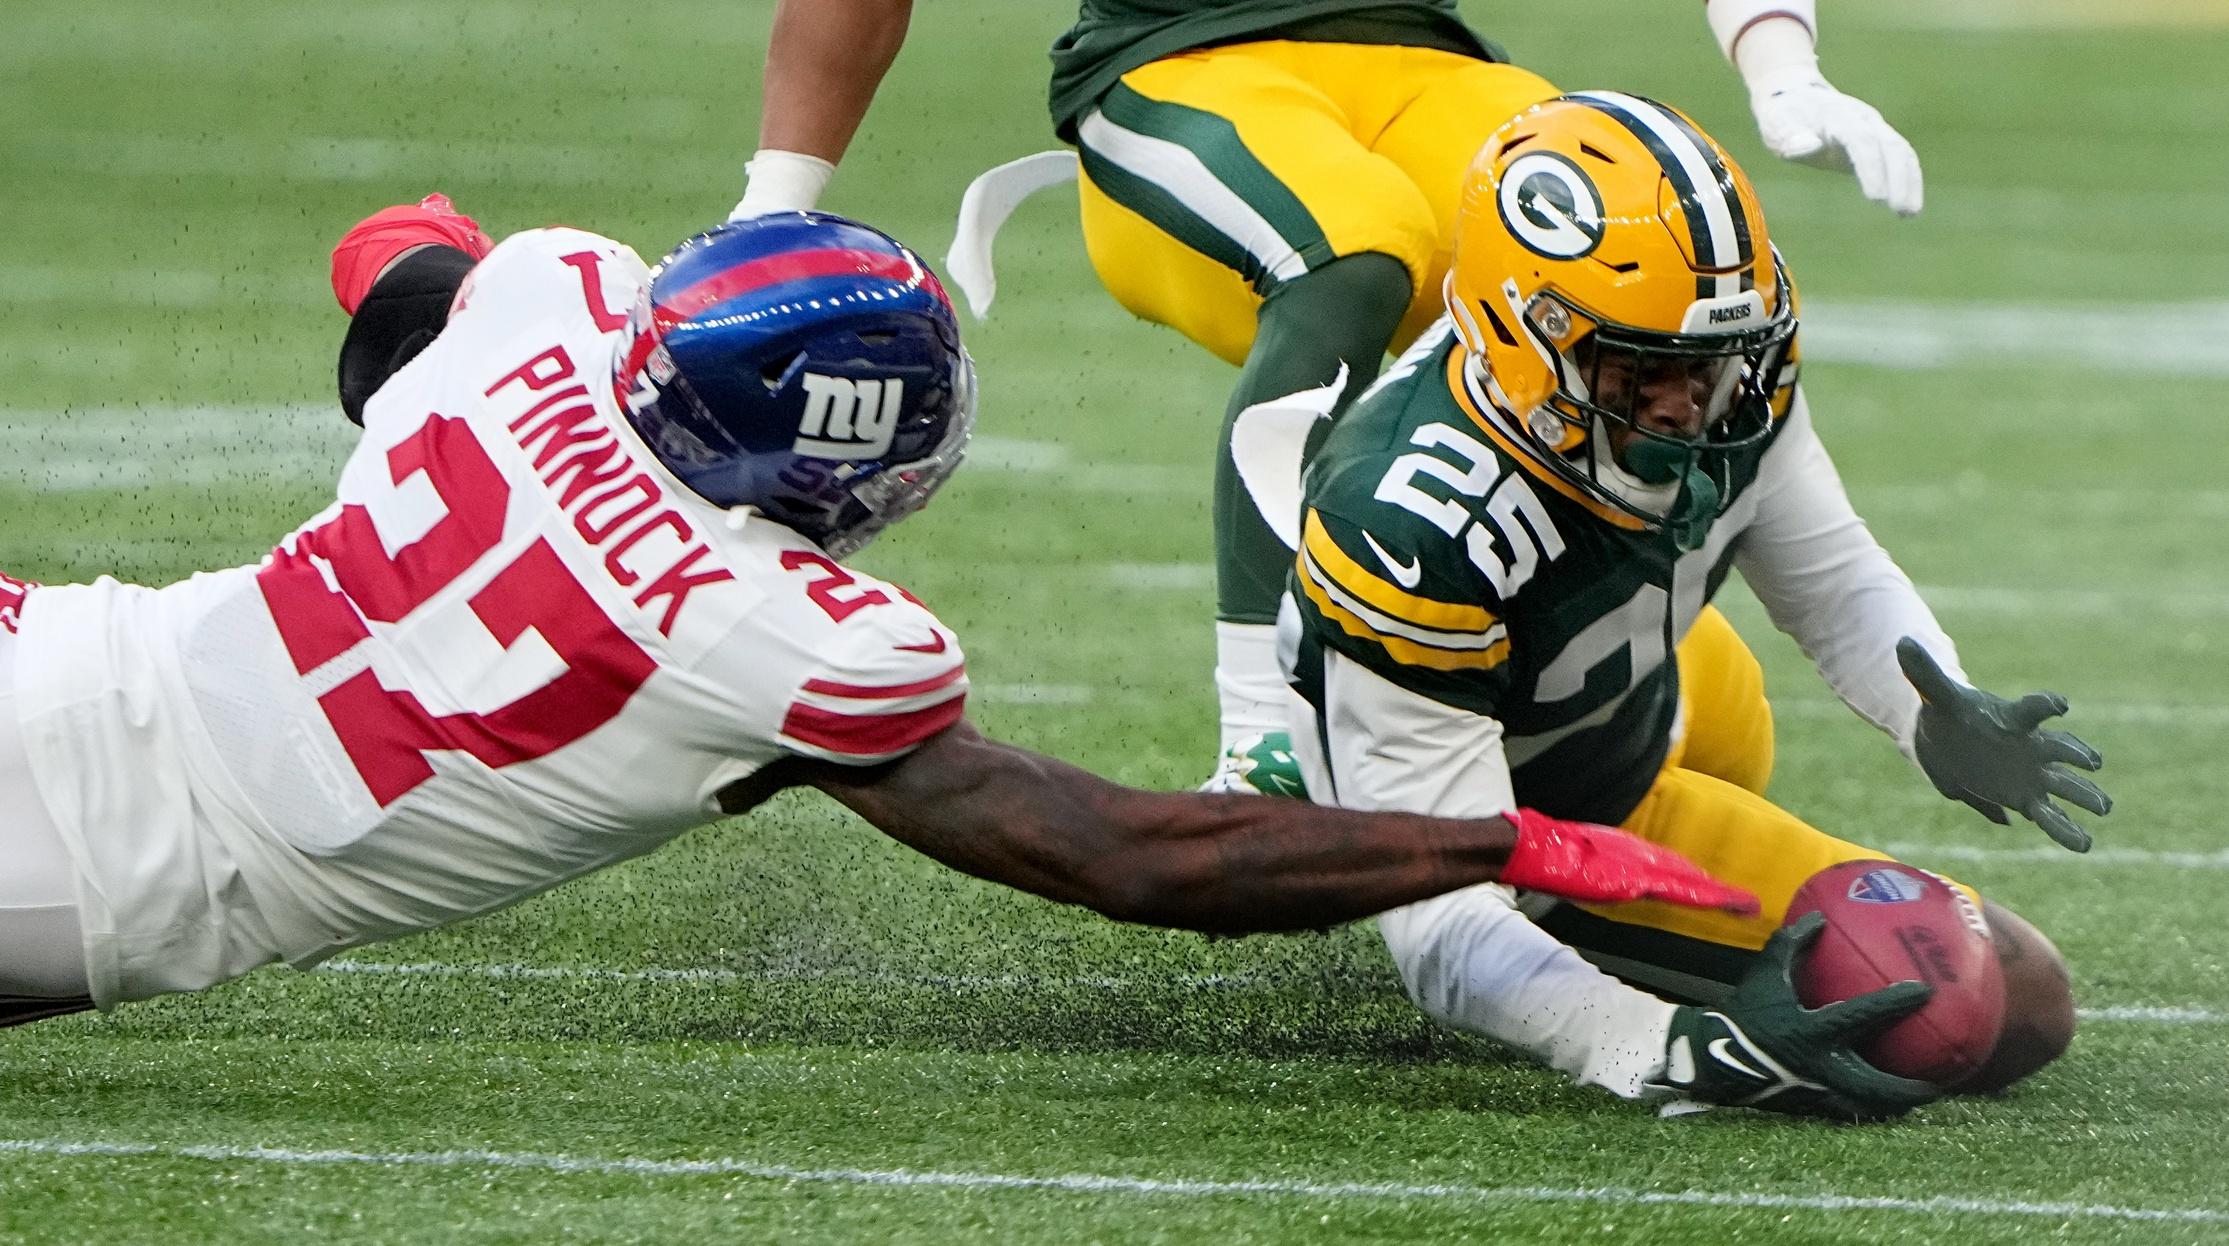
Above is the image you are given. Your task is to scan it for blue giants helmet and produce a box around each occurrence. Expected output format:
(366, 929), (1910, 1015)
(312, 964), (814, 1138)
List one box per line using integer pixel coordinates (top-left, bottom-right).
(614, 212), (975, 559)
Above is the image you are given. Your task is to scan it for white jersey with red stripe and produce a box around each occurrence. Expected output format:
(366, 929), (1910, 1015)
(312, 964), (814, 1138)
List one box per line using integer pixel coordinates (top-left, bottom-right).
(8, 228), (967, 1007)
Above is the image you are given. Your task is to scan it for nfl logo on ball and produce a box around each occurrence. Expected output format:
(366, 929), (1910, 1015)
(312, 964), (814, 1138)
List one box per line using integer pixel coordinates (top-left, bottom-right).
(1846, 867), (1927, 905)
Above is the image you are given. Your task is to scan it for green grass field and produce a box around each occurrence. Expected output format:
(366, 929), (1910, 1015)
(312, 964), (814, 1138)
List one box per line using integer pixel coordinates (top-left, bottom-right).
(4, 1), (2228, 1241)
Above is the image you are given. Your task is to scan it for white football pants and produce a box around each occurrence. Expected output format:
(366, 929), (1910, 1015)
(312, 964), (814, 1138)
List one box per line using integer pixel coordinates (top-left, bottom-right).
(0, 626), (92, 1001)
(1378, 885), (1679, 1099)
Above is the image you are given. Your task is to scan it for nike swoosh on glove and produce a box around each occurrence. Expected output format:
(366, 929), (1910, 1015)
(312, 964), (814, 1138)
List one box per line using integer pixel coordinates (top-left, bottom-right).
(1653, 913), (1942, 1120)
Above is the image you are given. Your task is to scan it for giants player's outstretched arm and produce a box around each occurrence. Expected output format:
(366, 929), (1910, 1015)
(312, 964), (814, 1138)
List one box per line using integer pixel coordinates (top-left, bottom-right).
(737, 0), (915, 216)
(723, 721), (1758, 937)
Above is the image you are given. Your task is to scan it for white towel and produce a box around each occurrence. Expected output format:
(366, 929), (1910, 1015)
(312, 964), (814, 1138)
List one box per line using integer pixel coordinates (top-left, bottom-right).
(944, 150), (1080, 319)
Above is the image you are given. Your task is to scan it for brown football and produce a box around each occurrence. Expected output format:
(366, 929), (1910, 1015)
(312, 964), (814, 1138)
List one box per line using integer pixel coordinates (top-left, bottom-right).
(1787, 860), (2007, 1086)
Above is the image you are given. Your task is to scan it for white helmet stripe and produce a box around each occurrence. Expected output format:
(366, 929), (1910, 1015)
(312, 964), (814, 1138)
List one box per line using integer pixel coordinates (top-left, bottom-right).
(1569, 91), (1748, 300)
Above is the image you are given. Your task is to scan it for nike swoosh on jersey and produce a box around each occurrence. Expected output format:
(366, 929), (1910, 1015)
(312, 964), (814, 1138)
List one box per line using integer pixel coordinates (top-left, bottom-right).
(896, 632), (948, 655)
(1360, 531), (1423, 588)
(1708, 1036), (1769, 1083)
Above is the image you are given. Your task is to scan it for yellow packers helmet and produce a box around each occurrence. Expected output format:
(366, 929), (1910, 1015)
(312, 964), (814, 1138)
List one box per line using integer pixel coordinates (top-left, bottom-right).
(1444, 91), (1797, 546)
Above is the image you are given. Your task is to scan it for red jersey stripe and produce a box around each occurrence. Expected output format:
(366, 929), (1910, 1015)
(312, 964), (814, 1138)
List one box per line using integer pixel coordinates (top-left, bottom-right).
(654, 249), (935, 328)
(801, 663), (965, 701)
(781, 693), (966, 757)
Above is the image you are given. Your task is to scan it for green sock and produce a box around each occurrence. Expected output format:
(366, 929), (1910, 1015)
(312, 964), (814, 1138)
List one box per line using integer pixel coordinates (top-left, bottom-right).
(1211, 253), (1414, 624)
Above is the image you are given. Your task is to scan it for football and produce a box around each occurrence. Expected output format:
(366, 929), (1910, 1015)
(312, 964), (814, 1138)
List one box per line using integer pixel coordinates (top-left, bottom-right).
(1788, 860), (2007, 1086)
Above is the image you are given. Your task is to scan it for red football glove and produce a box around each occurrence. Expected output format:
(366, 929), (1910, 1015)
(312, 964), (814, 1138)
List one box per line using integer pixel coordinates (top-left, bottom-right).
(1499, 808), (1759, 914)
(330, 193), (493, 314)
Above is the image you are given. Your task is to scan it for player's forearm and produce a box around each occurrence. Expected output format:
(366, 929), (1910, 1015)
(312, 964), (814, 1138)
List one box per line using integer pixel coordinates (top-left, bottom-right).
(812, 722), (1517, 935)
(1707, 0), (1818, 73)
(759, 0), (914, 163)
(1078, 786), (1520, 934)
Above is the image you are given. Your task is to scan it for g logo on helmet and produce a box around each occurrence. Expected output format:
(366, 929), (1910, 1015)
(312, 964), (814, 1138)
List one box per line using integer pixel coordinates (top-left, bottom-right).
(1498, 152), (1606, 261)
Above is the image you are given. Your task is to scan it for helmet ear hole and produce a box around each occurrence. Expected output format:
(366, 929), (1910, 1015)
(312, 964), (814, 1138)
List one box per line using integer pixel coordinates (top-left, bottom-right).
(1479, 302), (1521, 349)
(759, 352), (803, 392)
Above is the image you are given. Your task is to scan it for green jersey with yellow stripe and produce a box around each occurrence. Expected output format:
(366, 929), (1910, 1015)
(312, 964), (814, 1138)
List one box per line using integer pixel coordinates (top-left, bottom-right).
(1290, 326), (1787, 825)
(1049, 0), (1501, 139)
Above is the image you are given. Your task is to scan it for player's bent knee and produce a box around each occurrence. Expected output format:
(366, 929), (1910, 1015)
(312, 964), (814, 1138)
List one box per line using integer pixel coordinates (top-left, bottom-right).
(1376, 885), (1553, 1031)
(1957, 901), (2075, 1095)
(1257, 252), (1415, 360)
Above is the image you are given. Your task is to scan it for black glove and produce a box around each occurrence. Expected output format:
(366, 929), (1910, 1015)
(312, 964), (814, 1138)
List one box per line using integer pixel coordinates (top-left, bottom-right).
(1652, 913), (1942, 1120)
(1897, 638), (2111, 852)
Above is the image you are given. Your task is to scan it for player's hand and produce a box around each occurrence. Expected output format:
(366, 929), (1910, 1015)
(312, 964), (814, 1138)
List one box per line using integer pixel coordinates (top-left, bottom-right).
(1654, 913), (1943, 1120)
(330, 193), (493, 315)
(1500, 809), (1759, 914)
(729, 150), (837, 221)
(1746, 68), (1923, 217)
(1898, 638), (2111, 853)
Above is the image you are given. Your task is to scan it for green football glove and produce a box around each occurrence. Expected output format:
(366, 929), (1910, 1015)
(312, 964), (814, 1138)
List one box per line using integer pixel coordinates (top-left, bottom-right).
(1652, 913), (1942, 1120)
(1896, 638), (2112, 852)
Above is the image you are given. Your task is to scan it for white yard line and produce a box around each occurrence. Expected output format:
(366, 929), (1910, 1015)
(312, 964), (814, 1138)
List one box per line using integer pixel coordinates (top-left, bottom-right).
(0, 405), (350, 491)
(1916, 584), (2229, 618)
(969, 683), (1097, 706)
(0, 1137), (2219, 1224)
(1102, 563), (1217, 591)
(0, 266), (327, 309)
(1099, 562), (2229, 618)
(969, 436), (1195, 493)
(309, 959), (2222, 1025)
(1877, 841), (2229, 871)
(1773, 698), (2229, 729)
(1093, 562), (2229, 615)
(1799, 300), (2229, 377)
(0, 405), (2212, 523)
(2, 131), (647, 185)
(1848, 0), (2229, 30)
(2078, 1007), (2226, 1024)
(1850, 480), (2229, 520)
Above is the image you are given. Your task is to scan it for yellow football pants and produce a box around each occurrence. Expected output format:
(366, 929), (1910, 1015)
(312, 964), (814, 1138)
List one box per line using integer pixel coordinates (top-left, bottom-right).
(1532, 607), (1979, 998)
(1073, 41), (1557, 365)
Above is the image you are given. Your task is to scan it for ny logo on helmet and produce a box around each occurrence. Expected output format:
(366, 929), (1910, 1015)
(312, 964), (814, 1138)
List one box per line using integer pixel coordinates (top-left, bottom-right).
(1499, 152), (1605, 261)
(795, 373), (904, 459)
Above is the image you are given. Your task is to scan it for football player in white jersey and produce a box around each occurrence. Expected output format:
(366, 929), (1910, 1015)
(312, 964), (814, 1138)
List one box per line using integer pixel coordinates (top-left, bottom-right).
(0, 200), (1762, 1030)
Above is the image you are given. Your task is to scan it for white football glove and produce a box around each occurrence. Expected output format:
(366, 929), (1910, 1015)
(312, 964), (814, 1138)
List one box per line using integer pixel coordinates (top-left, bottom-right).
(1746, 66), (1924, 217)
(728, 149), (837, 221)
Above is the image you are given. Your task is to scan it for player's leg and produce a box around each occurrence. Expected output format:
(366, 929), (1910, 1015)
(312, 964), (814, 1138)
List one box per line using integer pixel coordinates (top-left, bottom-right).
(1073, 46), (1435, 750)
(1534, 766), (2072, 1090)
(1363, 52), (1561, 345)
(1668, 604), (1775, 796)
(0, 617), (95, 1028)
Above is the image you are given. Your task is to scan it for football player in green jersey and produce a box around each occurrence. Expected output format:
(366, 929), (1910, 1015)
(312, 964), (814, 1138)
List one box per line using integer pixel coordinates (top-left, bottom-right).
(739, 0), (1923, 774)
(1278, 93), (2108, 1118)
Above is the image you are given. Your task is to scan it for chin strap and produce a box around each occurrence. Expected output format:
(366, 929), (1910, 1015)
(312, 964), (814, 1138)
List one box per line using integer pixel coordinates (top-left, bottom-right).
(1622, 439), (1719, 552)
